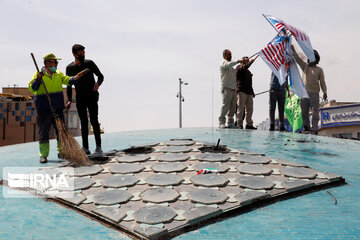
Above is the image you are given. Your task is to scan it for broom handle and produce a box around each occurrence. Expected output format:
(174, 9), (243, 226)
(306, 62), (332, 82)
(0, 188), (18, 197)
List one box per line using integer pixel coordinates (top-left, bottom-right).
(30, 53), (58, 118)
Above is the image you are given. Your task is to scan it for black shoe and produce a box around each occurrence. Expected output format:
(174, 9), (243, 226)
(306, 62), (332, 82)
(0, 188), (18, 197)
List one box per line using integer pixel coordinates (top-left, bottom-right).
(237, 125), (243, 129)
(40, 157), (48, 163)
(83, 147), (91, 155)
(269, 124), (275, 131)
(245, 125), (257, 130)
(279, 126), (286, 131)
(95, 145), (103, 154)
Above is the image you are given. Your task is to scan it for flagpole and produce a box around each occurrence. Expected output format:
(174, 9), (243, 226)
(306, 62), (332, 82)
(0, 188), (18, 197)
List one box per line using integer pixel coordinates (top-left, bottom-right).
(249, 52), (259, 59)
(255, 90), (269, 96)
(262, 13), (279, 32)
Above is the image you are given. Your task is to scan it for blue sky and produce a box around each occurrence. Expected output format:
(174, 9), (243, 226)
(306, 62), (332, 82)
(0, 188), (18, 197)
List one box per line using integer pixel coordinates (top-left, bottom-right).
(1, 0), (359, 132)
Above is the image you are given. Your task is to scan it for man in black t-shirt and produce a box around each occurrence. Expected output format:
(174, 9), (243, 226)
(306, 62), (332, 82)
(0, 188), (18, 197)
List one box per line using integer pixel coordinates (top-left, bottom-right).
(66, 44), (104, 154)
(235, 56), (256, 130)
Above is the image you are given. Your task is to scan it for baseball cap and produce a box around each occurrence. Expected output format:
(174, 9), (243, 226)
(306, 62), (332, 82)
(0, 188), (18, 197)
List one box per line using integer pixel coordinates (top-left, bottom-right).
(43, 53), (62, 61)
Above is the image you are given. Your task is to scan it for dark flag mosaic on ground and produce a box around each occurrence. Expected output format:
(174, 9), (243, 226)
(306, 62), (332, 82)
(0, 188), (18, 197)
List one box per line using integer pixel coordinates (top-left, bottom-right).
(3, 139), (344, 239)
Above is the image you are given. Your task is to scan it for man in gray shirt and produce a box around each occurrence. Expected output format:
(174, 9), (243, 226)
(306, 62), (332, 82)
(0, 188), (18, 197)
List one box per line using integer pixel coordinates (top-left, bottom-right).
(219, 49), (243, 128)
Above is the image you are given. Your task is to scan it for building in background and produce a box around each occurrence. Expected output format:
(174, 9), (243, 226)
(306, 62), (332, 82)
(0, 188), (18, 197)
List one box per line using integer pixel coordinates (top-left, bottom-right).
(0, 86), (81, 147)
(318, 100), (360, 140)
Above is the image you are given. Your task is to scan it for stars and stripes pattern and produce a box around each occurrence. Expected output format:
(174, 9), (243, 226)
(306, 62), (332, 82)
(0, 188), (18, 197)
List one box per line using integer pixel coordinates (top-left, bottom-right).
(263, 14), (286, 31)
(275, 22), (285, 30)
(258, 35), (288, 85)
(262, 14), (315, 62)
(287, 24), (308, 42)
(260, 41), (286, 71)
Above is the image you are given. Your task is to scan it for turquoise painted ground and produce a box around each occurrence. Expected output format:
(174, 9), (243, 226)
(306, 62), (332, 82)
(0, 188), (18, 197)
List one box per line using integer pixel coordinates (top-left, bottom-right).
(1, 128), (359, 239)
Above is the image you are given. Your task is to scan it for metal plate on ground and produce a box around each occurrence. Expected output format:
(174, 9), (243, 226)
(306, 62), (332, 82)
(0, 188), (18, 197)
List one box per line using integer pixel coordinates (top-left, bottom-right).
(117, 154), (150, 163)
(235, 191), (270, 205)
(133, 205), (177, 224)
(160, 146), (192, 153)
(281, 166), (317, 179)
(190, 174), (229, 187)
(236, 175), (274, 190)
(102, 175), (139, 188)
(93, 190), (133, 205)
(109, 163), (144, 174)
(196, 153), (230, 162)
(92, 207), (127, 222)
(164, 140), (195, 146)
(236, 164), (273, 175)
(146, 174), (183, 186)
(151, 162), (187, 173)
(57, 177), (95, 191)
(238, 155), (271, 164)
(156, 153), (189, 162)
(73, 165), (103, 177)
(187, 189), (228, 204)
(140, 188), (180, 203)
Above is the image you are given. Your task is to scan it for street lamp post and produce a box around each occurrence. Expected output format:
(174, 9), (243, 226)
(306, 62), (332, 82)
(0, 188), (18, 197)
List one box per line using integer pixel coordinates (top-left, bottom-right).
(177, 78), (188, 128)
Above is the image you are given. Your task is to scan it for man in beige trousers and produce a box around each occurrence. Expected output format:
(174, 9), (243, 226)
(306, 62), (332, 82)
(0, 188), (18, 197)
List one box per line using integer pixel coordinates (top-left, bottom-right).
(219, 49), (243, 128)
(292, 45), (327, 134)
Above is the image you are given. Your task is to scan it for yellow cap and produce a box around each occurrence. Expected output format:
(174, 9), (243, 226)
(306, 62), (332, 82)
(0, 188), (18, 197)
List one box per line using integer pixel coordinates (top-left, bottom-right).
(43, 53), (62, 61)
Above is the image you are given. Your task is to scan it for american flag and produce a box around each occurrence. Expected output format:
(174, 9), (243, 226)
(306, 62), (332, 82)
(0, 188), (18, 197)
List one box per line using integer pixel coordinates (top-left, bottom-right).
(259, 34), (288, 84)
(263, 14), (286, 31)
(263, 14), (315, 62)
(260, 38), (286, 71)
(287, 24), (308, 41)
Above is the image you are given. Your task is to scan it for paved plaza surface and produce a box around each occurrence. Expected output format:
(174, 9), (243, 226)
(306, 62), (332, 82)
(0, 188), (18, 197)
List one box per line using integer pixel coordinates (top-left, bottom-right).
(0, 128), (359, 239)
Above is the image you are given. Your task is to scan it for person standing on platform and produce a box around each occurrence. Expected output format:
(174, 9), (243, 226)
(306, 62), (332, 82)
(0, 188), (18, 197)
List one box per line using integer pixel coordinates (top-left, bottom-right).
(291, 45), (327, 134)
(66, 44), (104, 154)
(235, 56), (256, 130)
(219, 49), (243, 128)
(269, 73), (288, 131)
(29, 53), (87, 163)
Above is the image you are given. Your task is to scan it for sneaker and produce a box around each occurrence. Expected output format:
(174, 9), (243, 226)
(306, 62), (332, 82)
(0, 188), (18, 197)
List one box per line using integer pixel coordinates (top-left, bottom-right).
(40, 157), (48, 163)
(83, 147), (91, 155)
(237, 125), (243, 129)
(219, 124), (226, 129)
(269, 124), (275, 131)
(95, 145), (103, 153)
(227, 124), (236, 129)
(245, 125), (257, 130)
(279, 126), (286, 131)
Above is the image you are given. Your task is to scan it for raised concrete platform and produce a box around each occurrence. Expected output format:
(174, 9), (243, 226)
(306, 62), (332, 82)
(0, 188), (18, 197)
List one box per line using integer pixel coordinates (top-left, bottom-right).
(3, 138), (344, 239)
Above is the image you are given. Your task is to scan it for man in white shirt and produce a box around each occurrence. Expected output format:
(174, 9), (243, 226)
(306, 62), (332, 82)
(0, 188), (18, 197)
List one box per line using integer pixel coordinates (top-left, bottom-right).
(219, 49), (243, 128)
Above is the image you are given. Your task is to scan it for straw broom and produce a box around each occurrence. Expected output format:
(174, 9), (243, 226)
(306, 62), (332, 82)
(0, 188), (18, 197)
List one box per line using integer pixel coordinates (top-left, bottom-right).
(31, 53), (92, 166)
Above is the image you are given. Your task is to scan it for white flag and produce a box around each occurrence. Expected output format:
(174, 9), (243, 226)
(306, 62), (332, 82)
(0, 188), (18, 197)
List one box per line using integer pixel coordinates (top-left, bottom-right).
(288, 58), (309, 98)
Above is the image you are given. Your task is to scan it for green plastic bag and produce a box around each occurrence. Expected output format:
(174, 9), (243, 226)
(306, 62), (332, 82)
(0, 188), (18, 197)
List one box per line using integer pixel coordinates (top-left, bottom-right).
(284, 90), (303, 132)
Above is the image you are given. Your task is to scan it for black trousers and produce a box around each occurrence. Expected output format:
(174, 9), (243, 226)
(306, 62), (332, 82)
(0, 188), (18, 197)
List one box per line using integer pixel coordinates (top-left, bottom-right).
(37, 110), (64, 144)
(76, 96), (101, 149)
(269, 89), (286, 127)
